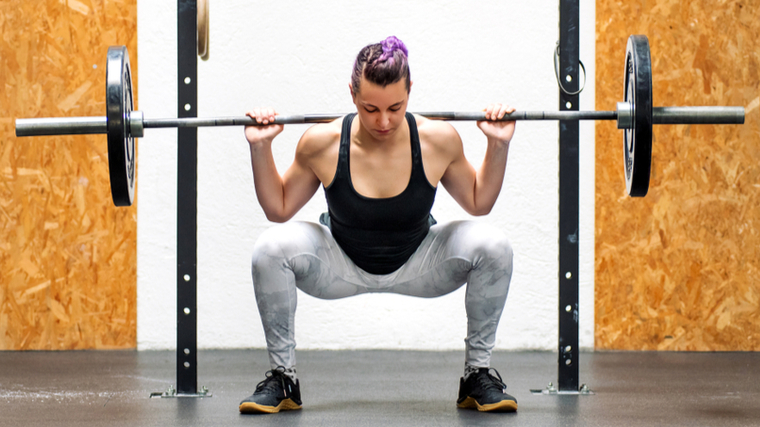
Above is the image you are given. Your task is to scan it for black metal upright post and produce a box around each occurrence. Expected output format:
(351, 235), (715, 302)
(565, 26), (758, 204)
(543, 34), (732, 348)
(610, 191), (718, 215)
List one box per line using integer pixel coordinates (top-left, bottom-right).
(558, 0), (580, 392)
(177, 0), (198, 395)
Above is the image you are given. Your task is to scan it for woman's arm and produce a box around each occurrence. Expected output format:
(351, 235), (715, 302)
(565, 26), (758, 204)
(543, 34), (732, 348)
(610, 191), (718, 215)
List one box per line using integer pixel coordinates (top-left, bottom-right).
(439, 103), (516, 216)
(245, 108), (322, 222)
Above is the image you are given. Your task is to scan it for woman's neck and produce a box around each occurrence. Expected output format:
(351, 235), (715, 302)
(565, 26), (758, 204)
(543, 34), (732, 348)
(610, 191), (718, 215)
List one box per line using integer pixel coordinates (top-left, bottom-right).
(352, 114), (409, 150)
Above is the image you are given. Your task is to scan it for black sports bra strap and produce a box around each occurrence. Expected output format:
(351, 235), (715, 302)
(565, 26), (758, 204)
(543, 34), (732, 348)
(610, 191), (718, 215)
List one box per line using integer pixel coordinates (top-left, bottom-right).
(337, 113), (356, 178)
(404, 112), (426, 179)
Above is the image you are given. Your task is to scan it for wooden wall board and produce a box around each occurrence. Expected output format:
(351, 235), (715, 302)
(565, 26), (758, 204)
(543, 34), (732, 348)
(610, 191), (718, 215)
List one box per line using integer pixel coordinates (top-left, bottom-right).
(0, 0), (137, 350)
(595, 0), (760, 350)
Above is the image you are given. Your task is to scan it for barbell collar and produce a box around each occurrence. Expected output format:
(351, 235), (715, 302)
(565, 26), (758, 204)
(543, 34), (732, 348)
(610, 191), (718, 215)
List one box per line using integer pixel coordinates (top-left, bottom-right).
(15, 116), (107, 137)
(652, 106), (745, 125)
(616, 102), (634, 129)
(129, 110), (145, 138)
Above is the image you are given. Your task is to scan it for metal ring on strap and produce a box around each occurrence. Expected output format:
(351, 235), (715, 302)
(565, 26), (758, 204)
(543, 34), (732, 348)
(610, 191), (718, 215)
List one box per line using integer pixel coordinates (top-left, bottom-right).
(554, 41), (587, 96)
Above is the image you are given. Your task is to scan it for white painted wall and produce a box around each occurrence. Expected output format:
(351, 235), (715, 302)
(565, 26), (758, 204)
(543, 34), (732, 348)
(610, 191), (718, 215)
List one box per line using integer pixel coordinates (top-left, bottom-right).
(136, 0), (596, 353)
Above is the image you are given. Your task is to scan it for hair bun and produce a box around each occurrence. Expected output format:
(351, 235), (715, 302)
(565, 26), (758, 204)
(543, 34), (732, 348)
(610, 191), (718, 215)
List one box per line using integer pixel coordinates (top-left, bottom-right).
(379, 36), (408, 61)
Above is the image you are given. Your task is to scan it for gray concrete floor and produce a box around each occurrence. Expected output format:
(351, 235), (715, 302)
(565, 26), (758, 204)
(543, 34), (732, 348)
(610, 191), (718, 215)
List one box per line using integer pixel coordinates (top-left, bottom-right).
(0, 349), (759, 426)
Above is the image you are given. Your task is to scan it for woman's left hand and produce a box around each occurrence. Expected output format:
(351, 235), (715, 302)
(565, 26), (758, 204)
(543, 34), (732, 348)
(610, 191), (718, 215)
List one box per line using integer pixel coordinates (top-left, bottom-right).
(476, 103), (516, 145)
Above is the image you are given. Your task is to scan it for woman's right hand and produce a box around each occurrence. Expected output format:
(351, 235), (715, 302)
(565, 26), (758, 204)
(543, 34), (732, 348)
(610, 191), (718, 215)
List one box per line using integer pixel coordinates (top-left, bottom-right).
(244, 107), (284, 146)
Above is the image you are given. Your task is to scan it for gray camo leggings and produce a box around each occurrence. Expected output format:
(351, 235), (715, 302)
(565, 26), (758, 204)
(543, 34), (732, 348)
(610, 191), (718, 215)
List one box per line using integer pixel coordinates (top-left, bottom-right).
(251, 220), (513, 370)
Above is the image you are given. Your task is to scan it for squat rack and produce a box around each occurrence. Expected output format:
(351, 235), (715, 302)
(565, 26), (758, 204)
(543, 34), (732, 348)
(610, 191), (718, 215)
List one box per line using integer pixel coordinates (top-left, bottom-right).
(554, 0), (586, 395)
(162, 0), (588, 397)
(162, 0), (203, 398)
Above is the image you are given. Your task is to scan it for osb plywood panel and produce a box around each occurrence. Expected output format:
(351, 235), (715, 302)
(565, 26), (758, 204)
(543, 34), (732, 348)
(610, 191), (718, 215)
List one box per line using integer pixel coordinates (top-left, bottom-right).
(596, 0), (760, 350)
(0, 0), (137, 350)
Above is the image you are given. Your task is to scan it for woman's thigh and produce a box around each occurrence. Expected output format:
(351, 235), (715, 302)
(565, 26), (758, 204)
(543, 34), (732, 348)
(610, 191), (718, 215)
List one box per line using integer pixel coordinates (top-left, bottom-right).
(381, 221), (512, 298)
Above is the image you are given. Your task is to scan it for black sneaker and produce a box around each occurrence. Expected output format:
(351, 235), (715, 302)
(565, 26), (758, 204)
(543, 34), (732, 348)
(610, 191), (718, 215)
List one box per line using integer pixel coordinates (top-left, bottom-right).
(457, 368), (517, 412)
(239, 367), (302, 414)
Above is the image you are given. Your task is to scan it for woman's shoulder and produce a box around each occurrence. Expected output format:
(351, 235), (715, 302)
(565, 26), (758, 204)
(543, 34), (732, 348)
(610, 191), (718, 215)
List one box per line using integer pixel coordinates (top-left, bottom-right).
(297, 117), (343, 155)
(413, 113), (462, 151)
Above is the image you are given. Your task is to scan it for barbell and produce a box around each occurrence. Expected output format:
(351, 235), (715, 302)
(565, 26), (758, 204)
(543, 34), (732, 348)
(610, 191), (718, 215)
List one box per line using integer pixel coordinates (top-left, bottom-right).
(15, 35), (745, 206)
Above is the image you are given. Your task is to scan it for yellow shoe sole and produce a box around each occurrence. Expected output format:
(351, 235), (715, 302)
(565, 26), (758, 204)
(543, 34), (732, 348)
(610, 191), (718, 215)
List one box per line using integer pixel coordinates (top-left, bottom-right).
(457, 396), (518, 412)
(239, 398), (302, 414)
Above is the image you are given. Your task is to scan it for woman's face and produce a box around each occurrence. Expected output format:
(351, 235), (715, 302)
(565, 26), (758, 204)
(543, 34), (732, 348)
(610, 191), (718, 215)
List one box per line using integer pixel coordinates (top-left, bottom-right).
(351, 77), (411, 141)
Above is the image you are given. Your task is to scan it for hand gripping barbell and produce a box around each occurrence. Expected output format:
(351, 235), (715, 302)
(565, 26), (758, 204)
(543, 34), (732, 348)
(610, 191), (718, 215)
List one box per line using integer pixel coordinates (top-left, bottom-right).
(15, 35), (745, 206)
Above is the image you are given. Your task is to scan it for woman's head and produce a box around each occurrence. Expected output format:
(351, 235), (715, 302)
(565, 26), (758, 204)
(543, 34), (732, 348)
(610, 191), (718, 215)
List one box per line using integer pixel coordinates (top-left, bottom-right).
(350, 37), (412, 140)
(351, 36), (411, 95)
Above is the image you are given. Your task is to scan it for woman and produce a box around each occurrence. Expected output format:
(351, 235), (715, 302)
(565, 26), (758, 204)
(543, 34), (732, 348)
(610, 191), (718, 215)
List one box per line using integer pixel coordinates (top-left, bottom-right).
(239, 36), (517, 414)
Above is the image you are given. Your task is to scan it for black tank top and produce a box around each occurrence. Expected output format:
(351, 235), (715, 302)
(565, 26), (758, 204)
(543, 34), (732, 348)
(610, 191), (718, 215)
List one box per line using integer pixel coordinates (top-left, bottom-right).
(322, 112), (437, 274)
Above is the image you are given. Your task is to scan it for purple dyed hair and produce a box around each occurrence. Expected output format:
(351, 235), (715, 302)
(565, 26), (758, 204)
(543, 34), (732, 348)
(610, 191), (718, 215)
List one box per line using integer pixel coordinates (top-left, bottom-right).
(351, 36), (411, 94)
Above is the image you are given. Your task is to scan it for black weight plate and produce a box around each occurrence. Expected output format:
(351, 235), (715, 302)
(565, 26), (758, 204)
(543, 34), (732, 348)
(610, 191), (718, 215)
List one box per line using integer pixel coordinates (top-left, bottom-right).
(623, 35), (653, 197)
(106, 46), (136, 206)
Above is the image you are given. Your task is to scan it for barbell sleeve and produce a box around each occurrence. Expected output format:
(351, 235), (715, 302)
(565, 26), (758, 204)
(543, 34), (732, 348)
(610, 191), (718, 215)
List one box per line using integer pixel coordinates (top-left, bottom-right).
(652, 106), (745, 125)
(15, 116), (108, 137)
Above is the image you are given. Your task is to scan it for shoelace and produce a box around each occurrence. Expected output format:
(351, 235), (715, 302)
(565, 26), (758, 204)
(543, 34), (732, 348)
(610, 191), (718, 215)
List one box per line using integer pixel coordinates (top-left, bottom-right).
(475, 368), (507, 392)
(255, 367), (288, 396)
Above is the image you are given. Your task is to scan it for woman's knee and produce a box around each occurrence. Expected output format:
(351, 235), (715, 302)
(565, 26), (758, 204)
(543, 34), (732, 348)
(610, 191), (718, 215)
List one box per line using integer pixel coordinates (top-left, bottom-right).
(457, 221), (513, 266)
(251, 222), (317, 268)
